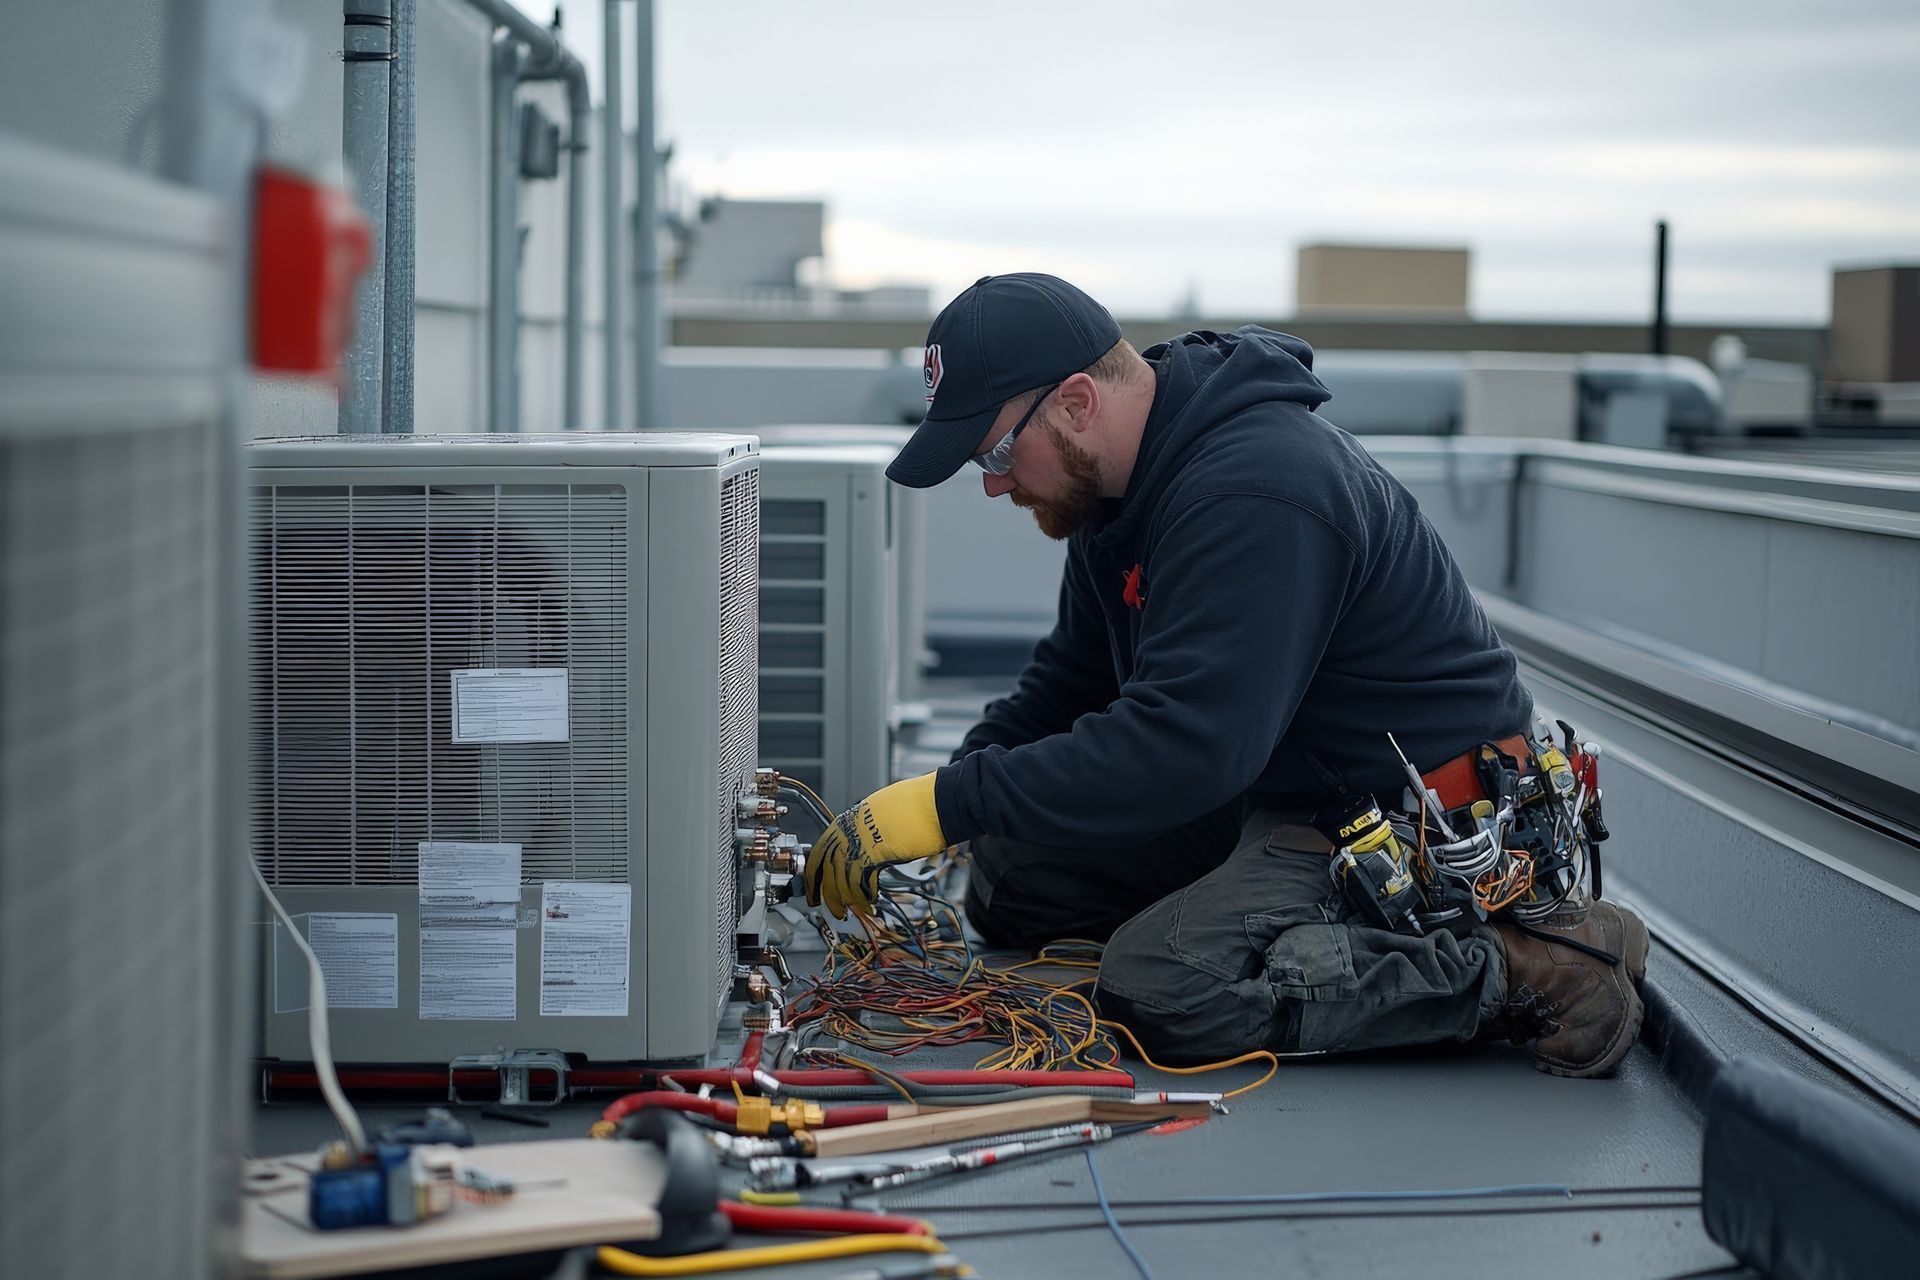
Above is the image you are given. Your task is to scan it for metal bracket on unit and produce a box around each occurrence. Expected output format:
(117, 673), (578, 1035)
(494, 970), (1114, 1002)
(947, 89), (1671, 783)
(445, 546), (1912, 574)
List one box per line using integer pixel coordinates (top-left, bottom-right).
(447, 1048), (570, 1108)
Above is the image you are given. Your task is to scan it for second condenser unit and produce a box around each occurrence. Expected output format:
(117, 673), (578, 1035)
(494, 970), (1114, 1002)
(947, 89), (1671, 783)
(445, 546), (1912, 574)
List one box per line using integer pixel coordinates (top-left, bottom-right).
(247, 434), (759, 1066)
(755, 441), (901, 810)
(751, 422), (930, 697)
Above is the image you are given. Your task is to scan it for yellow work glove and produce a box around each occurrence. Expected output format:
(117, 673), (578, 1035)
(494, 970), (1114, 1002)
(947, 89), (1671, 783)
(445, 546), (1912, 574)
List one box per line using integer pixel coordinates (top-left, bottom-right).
(803, 773), (947, 919)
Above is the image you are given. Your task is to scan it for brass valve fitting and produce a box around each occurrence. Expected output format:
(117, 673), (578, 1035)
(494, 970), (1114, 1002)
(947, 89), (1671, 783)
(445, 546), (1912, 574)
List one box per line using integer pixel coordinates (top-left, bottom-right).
(737, 795), (787, 824)
(733, 1094), (825, 1135)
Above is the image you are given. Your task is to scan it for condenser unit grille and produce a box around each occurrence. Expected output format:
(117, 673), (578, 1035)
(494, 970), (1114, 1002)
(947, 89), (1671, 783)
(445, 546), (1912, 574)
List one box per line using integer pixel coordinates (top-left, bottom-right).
(716, 469), (760, 1005)
(250, 483), (629, 886)
(3, 420), (225, 1276)
(758, 498), (828, 794)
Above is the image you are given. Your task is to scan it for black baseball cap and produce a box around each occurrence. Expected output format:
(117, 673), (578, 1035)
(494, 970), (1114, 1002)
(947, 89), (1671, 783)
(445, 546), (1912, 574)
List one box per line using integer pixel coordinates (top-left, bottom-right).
(887, 273), (1122, 488)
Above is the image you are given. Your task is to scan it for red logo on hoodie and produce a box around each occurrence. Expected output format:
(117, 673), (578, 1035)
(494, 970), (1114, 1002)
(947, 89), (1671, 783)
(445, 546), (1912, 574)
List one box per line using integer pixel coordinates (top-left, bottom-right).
(1122, 563), (1147, 610)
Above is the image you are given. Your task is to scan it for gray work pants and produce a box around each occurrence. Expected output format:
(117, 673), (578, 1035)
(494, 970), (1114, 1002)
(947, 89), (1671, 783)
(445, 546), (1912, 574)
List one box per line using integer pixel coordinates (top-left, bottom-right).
(965, 803), (1508, 1062)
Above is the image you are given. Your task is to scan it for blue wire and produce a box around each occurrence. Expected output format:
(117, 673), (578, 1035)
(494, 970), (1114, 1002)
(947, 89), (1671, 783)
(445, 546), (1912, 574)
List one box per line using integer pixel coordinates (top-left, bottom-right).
(1072, 1172), (1574, 1280)
(1085, 1147), (1155, 1280)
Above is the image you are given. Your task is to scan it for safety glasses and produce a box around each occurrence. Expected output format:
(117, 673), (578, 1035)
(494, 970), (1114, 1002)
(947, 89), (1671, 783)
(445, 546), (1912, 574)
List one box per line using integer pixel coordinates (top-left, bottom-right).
(970, 384), (1058, 476)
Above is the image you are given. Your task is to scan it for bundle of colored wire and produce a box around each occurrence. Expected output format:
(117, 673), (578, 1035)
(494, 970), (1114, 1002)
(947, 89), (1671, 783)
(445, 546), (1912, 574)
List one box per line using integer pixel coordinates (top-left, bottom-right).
(1475, 851), (1535, 912)
(785, 873), (1278, 1099)
(785, 868), (1119, 1073)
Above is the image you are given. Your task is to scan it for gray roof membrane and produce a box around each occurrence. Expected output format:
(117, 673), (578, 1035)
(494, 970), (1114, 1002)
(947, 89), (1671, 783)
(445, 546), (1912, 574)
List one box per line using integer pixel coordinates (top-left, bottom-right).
(249, 675), (1809, 1277)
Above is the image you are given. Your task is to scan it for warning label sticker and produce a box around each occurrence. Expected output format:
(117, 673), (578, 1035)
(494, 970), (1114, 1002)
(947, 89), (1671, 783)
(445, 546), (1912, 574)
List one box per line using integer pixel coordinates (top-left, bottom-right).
(539, 882), (631, 1017)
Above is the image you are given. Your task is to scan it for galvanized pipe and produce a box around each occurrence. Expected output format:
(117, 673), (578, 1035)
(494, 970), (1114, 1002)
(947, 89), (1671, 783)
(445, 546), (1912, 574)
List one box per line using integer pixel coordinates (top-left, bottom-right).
(382, 0), (416, 433)
(488, 31), (524, 433)
(341, 0), (393, 433)
(564, 72), (589, 430)
(463, 0), (568, 58)
(465, 0), (591, 433)
(602, 0), (626, 429)
(632, 0), (661, 427)
(522, 48), (592, 430)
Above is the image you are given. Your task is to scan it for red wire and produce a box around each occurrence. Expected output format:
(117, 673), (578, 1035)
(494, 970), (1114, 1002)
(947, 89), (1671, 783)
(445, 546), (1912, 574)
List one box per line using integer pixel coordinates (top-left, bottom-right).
(600, 1092), (736, 1125)
(660, 1067), (1134, 1089)
(737, 1029), (765, 1070)
(597, 1090), (892, 1128)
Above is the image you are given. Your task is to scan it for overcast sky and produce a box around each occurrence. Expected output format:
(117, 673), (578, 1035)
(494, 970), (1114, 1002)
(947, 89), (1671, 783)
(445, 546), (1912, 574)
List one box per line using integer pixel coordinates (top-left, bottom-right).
(530, 0), (1919, 322)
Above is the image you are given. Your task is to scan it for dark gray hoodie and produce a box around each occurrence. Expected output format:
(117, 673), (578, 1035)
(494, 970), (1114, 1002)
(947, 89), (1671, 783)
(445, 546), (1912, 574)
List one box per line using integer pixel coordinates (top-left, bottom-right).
(935, 326), (1532, 845)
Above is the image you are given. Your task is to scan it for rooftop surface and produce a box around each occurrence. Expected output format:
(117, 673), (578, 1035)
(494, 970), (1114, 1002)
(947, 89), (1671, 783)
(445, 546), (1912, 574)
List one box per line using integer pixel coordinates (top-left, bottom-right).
(243, 674), (1920, 1279)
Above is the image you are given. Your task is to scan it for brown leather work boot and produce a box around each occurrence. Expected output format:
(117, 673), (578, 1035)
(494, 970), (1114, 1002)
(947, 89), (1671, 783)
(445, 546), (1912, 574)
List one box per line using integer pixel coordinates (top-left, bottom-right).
(1543, 892), (1651, 989)
(1493, 901), (1647, 1078)
(1618, 902), (1649, 989)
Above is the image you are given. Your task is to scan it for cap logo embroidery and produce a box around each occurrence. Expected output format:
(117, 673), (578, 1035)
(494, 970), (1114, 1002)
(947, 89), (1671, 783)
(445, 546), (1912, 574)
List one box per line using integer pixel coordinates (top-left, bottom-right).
(922, 344), (944, 402)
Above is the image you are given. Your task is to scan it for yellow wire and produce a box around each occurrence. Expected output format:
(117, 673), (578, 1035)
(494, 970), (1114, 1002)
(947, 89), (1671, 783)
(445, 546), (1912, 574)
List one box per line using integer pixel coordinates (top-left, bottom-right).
(1038, 937), (1111, 955)
(797, 888), (1281, 1091)
(597, 1235), (945, 1276)
(1098, 1016), (1279, 1099)
(986, 970), (1275, 1092)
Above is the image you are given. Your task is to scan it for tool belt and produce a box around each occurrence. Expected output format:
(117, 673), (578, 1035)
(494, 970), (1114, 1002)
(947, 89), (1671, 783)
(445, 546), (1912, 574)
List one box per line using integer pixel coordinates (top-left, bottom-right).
(1309, 725), (1609, 937)
(1415, 733), (1533, 812)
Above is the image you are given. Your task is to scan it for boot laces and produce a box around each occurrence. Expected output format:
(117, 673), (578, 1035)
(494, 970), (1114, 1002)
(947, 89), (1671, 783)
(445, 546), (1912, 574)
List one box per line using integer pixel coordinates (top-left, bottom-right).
(1502, 985), (1562, 1045)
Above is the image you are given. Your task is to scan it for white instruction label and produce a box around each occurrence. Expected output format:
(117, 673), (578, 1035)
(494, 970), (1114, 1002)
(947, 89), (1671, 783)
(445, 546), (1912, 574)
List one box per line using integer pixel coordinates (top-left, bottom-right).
(419, 841), (522, 926)
(450, 668), (569, 744)
(306, 913), (398, 1009)
(540, 883), (631, 1017)
(418, 842), (521, 1020)
(419, 927), (516, 1020)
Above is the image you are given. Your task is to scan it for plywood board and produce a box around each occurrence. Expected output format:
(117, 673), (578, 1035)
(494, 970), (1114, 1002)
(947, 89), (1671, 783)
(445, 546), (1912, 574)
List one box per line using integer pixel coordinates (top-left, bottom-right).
(240, 1139), (664, 1279)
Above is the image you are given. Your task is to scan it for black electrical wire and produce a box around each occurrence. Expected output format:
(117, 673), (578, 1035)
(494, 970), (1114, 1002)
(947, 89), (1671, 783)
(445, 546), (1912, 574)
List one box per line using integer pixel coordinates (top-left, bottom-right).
(878, 1183), (1703, 1213)
(778, 783), (834, 830)
(642, 1106), (802, 1152)
(935, 1197), (1705, 1244)
(1512, 919), (1622, 965)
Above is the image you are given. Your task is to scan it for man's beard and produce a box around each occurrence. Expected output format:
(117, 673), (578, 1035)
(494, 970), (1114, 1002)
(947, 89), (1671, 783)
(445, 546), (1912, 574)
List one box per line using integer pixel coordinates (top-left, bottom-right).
(1010, 423), (1103, 540)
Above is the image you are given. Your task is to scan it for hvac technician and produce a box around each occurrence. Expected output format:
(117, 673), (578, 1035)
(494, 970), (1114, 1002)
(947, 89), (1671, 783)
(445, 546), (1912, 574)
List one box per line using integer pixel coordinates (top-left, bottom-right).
(805, 273), (1648, 1078)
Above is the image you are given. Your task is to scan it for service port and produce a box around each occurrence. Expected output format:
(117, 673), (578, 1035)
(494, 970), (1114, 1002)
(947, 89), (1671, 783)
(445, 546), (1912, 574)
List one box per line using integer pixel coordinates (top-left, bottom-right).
(737, 795), (787, 824)
(749, 945), (793, 986)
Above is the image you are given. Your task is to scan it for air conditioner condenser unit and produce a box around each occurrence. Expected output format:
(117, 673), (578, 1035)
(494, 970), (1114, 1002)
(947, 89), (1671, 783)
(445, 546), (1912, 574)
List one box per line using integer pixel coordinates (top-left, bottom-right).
(755, 442), (899, 811)
(247, 433), (759, 1066)
(750, 423), (930, 708)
